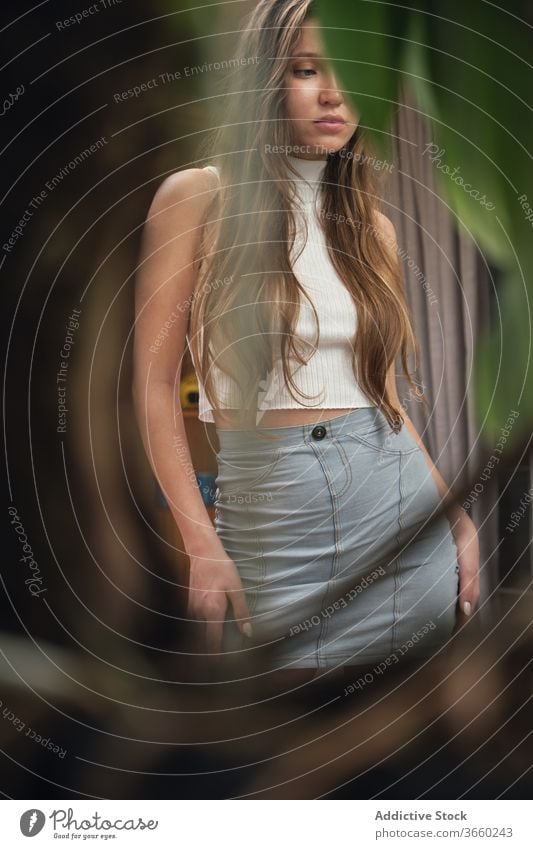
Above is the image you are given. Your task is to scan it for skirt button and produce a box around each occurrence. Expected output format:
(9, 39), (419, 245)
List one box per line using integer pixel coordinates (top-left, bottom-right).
(311, 425), (326, 440)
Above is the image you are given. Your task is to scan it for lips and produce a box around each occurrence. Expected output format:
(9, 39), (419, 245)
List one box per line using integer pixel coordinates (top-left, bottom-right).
(314, 115), (345, 124)
(314, 115), (347, 134)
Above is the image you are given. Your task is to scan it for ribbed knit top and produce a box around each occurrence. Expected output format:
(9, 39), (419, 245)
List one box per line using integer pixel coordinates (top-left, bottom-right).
(188, 156), (374, 423)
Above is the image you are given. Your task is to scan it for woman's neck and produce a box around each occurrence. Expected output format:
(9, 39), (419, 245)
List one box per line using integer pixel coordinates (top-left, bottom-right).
(287, 153), (327, 185)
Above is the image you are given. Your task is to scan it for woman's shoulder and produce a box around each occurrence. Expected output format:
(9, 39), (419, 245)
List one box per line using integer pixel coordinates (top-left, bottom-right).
(203, 163), (220, 178)
(146, 166), (219, 221)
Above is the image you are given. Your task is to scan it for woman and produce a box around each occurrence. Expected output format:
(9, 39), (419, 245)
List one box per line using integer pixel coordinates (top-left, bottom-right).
(133, 0), (480, 677)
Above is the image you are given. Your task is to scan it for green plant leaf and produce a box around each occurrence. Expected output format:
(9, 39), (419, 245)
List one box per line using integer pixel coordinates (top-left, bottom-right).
(317, 0), (533, 443)
(316, 0), (409, 157)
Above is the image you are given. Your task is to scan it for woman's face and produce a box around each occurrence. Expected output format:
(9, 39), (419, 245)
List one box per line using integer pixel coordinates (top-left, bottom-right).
(283, 18), (358, 158)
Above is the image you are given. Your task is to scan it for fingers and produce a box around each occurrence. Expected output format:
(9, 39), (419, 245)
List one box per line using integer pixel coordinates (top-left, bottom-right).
(187, 584), (250, 655)
(457, 566), (480, 622)
(227, 586), (253, 638)
(204, 615), (225, 655)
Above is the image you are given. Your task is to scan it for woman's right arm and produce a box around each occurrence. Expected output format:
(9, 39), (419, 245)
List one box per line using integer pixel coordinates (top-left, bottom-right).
(132, 168), (252, 652)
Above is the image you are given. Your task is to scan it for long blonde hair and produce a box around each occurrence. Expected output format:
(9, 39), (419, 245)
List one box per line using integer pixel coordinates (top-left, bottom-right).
(189, 0), (421, 435)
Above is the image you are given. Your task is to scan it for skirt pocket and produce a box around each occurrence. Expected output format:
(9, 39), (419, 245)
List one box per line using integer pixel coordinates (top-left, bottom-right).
(340, 423), (420, 456)
(215, 447), (287, 498)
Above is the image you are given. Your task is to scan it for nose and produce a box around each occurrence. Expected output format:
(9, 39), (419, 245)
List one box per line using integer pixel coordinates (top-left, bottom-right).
(319, 68), (343, 105)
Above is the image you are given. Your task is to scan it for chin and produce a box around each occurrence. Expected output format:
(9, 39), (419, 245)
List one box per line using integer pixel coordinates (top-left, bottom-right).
(313, 138), (348, 155)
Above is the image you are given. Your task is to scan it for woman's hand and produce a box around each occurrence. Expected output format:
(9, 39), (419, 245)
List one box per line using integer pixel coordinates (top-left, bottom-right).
(187, 547), (253, 654)
(448, 509), (480, 624)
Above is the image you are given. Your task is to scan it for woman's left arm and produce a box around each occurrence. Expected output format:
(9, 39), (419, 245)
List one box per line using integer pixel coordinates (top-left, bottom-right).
(386, 363), (480, 621)
(377, 211), (480, 621)
(402, 411), (480, 619)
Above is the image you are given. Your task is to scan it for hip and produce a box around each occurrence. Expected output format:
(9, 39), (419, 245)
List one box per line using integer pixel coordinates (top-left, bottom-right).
(214, 405), (456, 557)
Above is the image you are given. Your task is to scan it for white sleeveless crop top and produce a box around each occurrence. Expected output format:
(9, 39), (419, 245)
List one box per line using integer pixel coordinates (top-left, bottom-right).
(187, 155), (375, 423)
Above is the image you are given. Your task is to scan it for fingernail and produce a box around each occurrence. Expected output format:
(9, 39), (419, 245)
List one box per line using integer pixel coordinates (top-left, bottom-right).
(242, 622), (253, 638)
(463, 601), (472, 616)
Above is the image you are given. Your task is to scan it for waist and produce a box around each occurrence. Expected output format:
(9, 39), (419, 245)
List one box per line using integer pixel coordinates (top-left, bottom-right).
(213, 406), (355, 430)
(215, 405), (383, 452)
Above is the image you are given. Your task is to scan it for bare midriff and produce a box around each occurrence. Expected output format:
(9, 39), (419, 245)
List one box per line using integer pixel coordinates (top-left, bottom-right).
(212, 407), (358, 430)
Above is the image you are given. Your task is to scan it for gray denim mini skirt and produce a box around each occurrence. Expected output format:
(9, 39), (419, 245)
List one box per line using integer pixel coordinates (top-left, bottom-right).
(214, 406), (460, 670)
